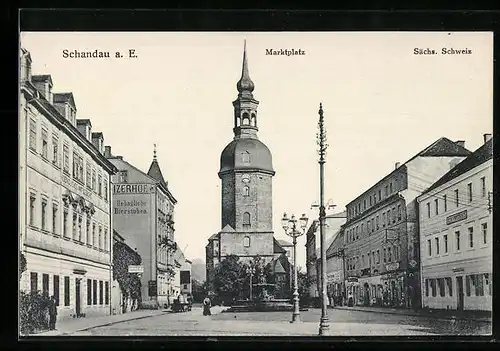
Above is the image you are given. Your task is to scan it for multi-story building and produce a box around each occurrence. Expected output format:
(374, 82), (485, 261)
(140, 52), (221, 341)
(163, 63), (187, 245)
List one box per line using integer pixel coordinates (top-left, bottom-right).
(106, 146), (178, 308)
(326, 228), (346, 306)
(343, 137), (471, 309)
(180, 259), (193, 297)
(418, 135), (493, 312)
(277, 239), (294, 291)
(19, 48), (118, 321)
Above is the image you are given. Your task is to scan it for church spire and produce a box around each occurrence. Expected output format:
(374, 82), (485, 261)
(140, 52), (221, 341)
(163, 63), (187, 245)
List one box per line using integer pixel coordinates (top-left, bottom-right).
(236, 39), (255, 96)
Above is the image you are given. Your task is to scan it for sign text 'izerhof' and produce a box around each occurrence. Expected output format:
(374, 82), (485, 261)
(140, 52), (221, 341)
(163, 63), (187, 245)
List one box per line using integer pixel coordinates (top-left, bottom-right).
(113, 183), (155, 194)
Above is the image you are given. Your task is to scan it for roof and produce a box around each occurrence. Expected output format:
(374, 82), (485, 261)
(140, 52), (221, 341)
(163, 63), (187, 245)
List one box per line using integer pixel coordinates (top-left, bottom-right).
(347, 137), (472, 207)
(92, 132), (103, 139)
(273, 237), (286, 254)
(53, 92), (76, 110)
(277, 239), (293, 247)
(147, 158), (168, 188)
(219, 138), (274, 175)
(208, 233), (219, 241)
(77, 119), (92, 126)
(220, 224), (235, 233)
(326, 210), (347, 219)
(423, 138), (493, 194)
(31, 74), (53, 86)
(274, 259), (286, 274)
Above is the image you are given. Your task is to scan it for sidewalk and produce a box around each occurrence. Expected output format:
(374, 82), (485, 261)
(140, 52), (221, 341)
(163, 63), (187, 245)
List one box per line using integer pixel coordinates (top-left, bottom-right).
(332, 305), (491, 323)
(34, 309), (168, 336)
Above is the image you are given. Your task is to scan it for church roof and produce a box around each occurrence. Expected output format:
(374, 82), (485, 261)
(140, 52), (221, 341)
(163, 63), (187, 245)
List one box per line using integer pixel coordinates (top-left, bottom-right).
(236, 40), (255, 97)
(220, 224), (235, 233)
(219, 138), (274, 174)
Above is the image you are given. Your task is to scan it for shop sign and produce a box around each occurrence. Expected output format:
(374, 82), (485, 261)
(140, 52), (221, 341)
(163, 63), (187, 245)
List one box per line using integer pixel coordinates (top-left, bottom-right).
(446, 210), (467, 225)
(62, 174), (93, 200)
(386, 262), (400, 272)
(347, 277), (359, 283)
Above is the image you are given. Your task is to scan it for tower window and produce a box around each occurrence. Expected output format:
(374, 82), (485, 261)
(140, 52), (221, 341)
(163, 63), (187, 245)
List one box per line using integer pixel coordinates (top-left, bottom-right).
(251, 113), (256, 126)
(242, 112), (250, 126)
(243, 186), (250, 196)
(243, 212), (251, 227)
(244, 236), (250, 247)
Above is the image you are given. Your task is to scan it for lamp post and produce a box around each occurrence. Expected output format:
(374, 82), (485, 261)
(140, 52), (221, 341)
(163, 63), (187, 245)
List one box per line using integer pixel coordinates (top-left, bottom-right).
(317, 103), (330, 335)
(281, 212), (309, 323)
(246, 266), (255, 301)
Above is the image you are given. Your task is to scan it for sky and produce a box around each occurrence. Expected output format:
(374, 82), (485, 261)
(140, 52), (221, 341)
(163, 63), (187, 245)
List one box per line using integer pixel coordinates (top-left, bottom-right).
(20, 32), (493, 269)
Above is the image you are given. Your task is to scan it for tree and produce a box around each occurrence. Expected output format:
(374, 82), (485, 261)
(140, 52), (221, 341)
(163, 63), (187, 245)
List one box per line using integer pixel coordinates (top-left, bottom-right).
(20, 251), (27, 279)
(191, 279), (206, 302)
(213, 254), (247, 304)
(297, 267), (313, 307)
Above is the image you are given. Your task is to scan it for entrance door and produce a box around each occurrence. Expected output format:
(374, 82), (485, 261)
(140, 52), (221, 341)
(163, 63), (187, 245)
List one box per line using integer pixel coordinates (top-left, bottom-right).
(456, 276), (464, 311)
(75, 278), (81, 317)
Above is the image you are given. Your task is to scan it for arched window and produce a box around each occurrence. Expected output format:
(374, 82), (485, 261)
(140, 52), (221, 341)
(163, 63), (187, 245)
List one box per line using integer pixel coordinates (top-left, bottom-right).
(251, 113), (256, 126)
(242, 112), (250, 126)
(243, 186), (249, 196)
(243, 236), (250, 247)
(243, 212), (251, 226)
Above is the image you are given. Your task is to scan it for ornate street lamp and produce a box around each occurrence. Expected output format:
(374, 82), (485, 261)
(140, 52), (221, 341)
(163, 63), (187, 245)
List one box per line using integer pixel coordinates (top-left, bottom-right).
(317, 103), (330, 335)
(281, 212), (308, 323)
(246, 265), (256, 301)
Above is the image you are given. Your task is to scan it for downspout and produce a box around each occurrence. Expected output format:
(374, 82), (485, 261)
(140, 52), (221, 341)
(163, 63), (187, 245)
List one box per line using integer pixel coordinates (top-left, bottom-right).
(109, 177), (113, 315)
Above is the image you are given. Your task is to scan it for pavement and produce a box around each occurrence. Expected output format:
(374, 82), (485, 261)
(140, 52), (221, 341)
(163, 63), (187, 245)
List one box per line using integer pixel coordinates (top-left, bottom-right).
(30, 306), (492, 337)
(331, 305), (492, 323)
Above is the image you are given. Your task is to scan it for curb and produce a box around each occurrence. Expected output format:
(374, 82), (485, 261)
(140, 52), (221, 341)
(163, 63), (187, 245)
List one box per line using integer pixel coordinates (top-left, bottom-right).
(333, 307), (491, 323)
(40, 310), (168, 336)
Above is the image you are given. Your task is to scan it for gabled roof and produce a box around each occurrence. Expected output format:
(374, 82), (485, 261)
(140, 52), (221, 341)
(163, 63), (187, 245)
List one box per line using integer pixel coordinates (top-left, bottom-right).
(274, 259), (286, 274)
(424, 138), (493, 194)
(277, 239), (293, 247)
(221, 224), (235, 233)
(31, 74), (53, 86)
(53, 92), (76, 110)
(147, 159), (168, 187)
(273, 237), (286, 254)
(208, 233), (219, 241)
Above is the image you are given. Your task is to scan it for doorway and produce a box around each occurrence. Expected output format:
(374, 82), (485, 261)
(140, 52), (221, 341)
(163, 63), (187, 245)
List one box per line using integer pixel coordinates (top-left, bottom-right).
(75, 278), (81, 317)
(456, 276), (464, 311)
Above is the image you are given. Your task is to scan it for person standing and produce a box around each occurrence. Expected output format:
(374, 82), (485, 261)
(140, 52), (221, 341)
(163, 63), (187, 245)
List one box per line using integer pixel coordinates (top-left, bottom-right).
(202, 296), (212, 316)
(48, 296), (57, 330)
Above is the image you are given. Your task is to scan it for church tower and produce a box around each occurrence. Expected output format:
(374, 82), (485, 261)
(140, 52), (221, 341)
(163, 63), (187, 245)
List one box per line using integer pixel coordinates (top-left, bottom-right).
(217, 41), (276, 261)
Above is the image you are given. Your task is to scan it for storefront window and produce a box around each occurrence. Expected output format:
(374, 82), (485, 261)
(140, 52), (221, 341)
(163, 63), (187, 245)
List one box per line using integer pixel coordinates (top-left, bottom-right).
(446, 277), (453, 296)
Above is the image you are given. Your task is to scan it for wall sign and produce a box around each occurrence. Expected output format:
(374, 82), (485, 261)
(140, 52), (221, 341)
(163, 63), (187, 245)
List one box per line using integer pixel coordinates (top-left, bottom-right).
(446, 210), (467, 225)
(386, 262), (400, 272)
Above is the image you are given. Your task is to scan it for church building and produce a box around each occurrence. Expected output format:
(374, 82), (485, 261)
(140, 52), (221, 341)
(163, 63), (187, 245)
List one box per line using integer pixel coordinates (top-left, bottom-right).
(206, 42), (289, 296)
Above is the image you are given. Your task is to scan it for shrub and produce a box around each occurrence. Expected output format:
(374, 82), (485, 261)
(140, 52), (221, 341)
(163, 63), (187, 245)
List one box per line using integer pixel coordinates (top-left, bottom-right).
(19, 291), (51, 335)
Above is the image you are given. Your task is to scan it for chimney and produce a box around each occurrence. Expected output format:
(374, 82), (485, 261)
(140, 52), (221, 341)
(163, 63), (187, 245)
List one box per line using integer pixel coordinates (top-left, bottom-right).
(395, 162), (401, 170)
(455, 140), (465, 148)
(20, 48), (32, 83)
(104, 146), (112, 158)
(483, 133), (492, 144)
(91, 132), (104, 154)
(76, 119), (92, 142)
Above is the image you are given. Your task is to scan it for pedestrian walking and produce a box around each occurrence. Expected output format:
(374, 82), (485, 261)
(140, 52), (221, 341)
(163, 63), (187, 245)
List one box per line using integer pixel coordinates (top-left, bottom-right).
(48, 296), (57, 330)
(202, 296), (212, 316)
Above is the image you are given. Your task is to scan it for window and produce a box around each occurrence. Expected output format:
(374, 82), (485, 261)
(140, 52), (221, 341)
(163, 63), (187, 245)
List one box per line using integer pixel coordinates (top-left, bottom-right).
(86, 162), (91, 188)
(482, 223), (487, 244)
(392, 208), (396, 223)
(99, 281), (103, 305)
(467, 183), (473, 202)
(446, 277), (453, 296)
(29, 119), (37, 150)
(93, 280), (98, 305)
(42, 273), (49, 296)
(388, 247), (392, 262)
(454, 189), (459, 207)
(368, 253), (371, 266)
(92, 169), (96, 191)
(98, 174), (102, 196)
(41, 129), (48, 158)
(356, 226), (359, 239)
(435, 237), (440, 255)
(64, 276), (70, 306)
(481, 177), (486, 197)
(52, 135), (59, 166)
(72, 212), (78, 240)
(455, 231), (461, 251)
(118, 171), (128, 183)
(104, 228), (108, 251)
(361, 223), (364, 234)
(53, 275), (60, 305)
(383, 248), (387, 262)
(78, 215), (83, 242)
(98, 226), (103, 250)
(398, 204), (402, 221)
(466, 275), (471, 296)
(370, 196), (372, 206)
(361, 254), (365, 266)
(363, 199), (366, 210)
(30, 272), (38, 293)
(242, 212), (250, 227)
(438, 278), (445, 297)
(425, 279), (429, 296)
(367, 220), (371, 233)
(105, 281), (109, 305)
(374, 193), (377, 203)
(104, 180), (108, 201)
(468, 227), (474, 248)
(474, 274), (484, 297)
(243, 186), (249, 196)
(63, 145), (70, 173)
(376, 216), (379, 230)
(485, 273), (491, 296)
(86, 218), (91, 245)
(52, 203), (58, 234)
(377, 250), (380, 264)
(41, 198), (47, 230)
(427, 239), (432, 256)
(431, 279), (436, 297)
(382, 212), (386, 227)
(385, 185), (388, 196)
(29, 193), (36, 227)
(92, 223), (97, 248)
(434, 199), (439, 215)
(443, 195), (447, 212)
(243, 236), (250, 247)
(63, 205), (69, 238)
(73, 153), (84, 182)
(87, 279), (92, 305)
(390, 182), (393, 193)
(378, 190), (381, 200)
(444, 234), (448, 253)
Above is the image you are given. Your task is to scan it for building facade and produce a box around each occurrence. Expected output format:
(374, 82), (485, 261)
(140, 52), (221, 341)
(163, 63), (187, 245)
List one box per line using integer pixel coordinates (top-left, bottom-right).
(180, 259), (193, 297)
(418, 135), (493, 312)
(19, 48), (118, 321)
(206, 43), (290, 296)
(342, 138), (471, 309)
(326, 228), (346, 306)
(106, 147), (178, 308)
